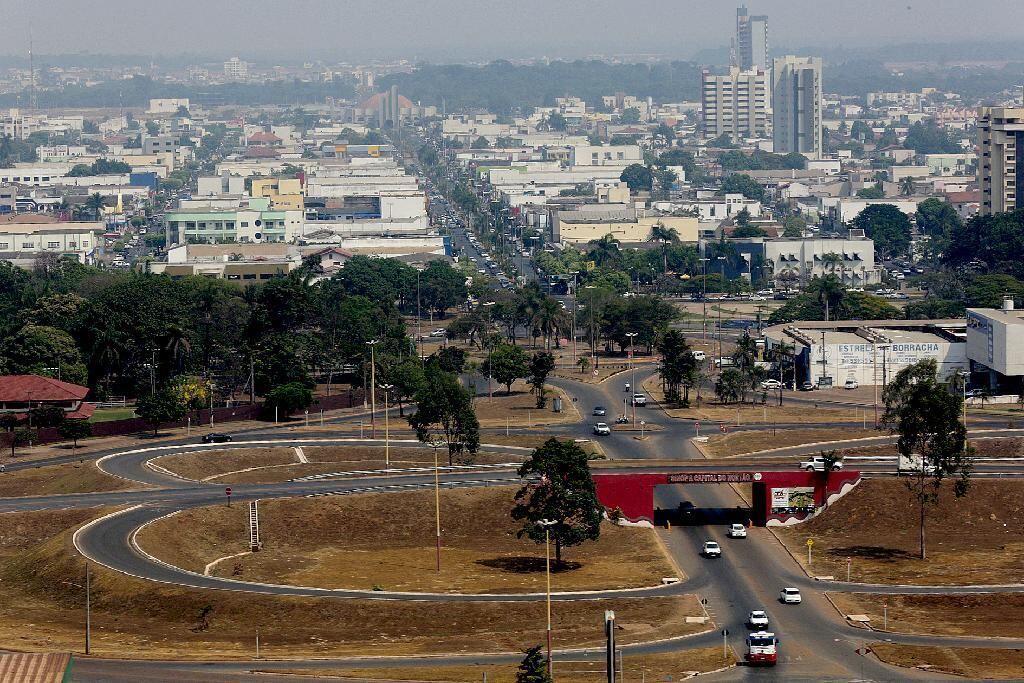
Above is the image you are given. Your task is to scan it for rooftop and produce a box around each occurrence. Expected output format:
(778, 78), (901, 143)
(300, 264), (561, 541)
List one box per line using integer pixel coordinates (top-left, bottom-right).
(0, 374), (90, 402)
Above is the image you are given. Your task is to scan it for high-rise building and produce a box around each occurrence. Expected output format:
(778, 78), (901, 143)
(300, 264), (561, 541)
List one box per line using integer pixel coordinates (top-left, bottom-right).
(978, 107), (1024, 215)
(736, 5), (769, 71)
(772, 56), (822, 159)
(223, 57), (249, 81)
(701, 67), (770, 141)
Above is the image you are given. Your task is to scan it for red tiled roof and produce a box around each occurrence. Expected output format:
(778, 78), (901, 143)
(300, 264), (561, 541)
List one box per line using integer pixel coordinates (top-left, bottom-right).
(0, 375), (89, 402)
(244, 146), (281, 159)
(945, 190), (980, 203)
(247, 132), (281, 144)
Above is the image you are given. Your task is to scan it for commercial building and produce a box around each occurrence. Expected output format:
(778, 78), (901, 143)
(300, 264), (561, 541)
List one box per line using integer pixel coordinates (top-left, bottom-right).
(736, 5), (769, 71)
(164, 204), (302, 244)
(967, 301), (1024, 391)
(197, 174), (245, 196)
(149, 243), (298, 281)
(568, 144), (643, 167)
(0, 221), (104, 266)
(772, 56), (823, 159)
(701, 67), (770, 140)
(977, 107), (1024, 215)
(552, 206), (698, 245)
(147, 98), (190, 115)
(703, 235), (880, 287)
(223, 57), (249, 80)
(763, 319), (967, 388)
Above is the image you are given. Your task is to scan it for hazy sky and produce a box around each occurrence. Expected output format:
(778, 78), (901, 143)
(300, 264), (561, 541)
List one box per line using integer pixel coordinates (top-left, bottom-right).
(2, 0), (1023, 62)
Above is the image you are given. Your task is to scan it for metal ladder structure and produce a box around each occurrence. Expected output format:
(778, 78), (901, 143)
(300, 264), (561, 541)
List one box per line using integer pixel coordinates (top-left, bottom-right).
(248, 500), (262, 551)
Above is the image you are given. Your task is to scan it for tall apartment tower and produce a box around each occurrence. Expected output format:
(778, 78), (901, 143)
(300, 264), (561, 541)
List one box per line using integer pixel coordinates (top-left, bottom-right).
(736, 5), (769, 71)
(978, 107), (1024, 215)
(701, 67), (770, 141)
(772, 56), (823, 159)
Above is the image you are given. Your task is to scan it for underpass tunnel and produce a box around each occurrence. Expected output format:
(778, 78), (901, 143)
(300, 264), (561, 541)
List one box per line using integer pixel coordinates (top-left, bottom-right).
(652, 483), (752, 528)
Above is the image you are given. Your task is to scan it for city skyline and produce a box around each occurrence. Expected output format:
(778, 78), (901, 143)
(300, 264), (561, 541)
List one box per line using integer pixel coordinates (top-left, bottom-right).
(2, 0), (1024, 61)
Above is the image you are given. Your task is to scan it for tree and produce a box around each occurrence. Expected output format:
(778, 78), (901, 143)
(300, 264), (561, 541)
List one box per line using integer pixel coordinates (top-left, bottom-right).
(782, 214), (807, 238)
(649, 223), (679, 274)
(528, 352), (555, 408)
(9, 427), (35, 458)
(516, 645), (552, 683)
(904, 122), (960, 154)
(420, 260), (468, 317)
(85, 193), (106, 221)
(719, 174), (764, 202)
(619, 163), (653, 192)
(545, 112), (567, 131)
(850, 120), (873, 142)
(264, 382), (313, 419)
(408, 364), (480, 465)
(882, 359), (971, 560)
(512, 438), (602, 564)
(657, 330), (697, 405)
(916, 197), (962, 237)
(432, 346), (466, 375)
(732, 223), (768, 238)
(856, 184), (885, 199)
(714, 368), (746, 404)
(136, 388), (187, 436)
(620, 107), (641, 124)
(852, 204), (912, 259)
(28, 404), (66, 429)
(899, 176), (915, 196)
(59, 419), (92, 449)
(471, 136), (490, 149)
(483, 344), (529, 394)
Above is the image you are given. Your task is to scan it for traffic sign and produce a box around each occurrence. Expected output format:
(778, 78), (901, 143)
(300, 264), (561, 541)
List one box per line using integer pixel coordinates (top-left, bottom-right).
(806, 538), (814, 546)
(694, 421), (700, 429)
(225, 487), (232, 496)
(721, 628), (729, 636)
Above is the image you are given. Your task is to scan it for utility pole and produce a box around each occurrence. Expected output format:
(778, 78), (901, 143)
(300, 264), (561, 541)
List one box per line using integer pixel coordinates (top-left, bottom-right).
(367, 340), (379, 438)
(605, 610), (617, 683)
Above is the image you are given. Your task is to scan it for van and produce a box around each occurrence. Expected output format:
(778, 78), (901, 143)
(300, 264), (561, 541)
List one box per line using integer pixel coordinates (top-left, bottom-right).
(898, 454), (936, 475)
(692, 351), (707, 361)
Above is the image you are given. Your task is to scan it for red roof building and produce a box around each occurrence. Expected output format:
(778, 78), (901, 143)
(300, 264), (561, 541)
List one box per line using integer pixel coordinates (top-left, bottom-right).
(0, 375), (94, 420)
(247, 131), (282, 146)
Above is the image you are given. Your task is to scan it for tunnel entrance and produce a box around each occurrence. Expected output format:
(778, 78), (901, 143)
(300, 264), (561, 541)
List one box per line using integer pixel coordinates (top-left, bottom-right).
(652, 485), (752, 527)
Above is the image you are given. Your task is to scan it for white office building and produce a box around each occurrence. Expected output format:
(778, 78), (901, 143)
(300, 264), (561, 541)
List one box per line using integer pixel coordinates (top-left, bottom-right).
(701, 67), (770, 140)
(772, 56), (823, 159)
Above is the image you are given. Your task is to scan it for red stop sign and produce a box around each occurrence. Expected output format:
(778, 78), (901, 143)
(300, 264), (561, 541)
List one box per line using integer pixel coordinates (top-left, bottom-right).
(225, 487), (232, 496)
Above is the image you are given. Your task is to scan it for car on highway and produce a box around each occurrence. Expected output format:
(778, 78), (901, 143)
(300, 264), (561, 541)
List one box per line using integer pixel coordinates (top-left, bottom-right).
(844, 378), (859, 390)
(800, 455), (844, 472)
(429, 328), (447, 338)
(593, 422), (611, 436)
(728, 523), (747, 538)
(747, 610), (769, 628)
(760, 379), (782, 390)
(202, 433), (232, 444)
(779, 587), (802, 604)
(702, 541), (722, 558)
(631, 393), (647, 406)
(592, 406), (607, 416)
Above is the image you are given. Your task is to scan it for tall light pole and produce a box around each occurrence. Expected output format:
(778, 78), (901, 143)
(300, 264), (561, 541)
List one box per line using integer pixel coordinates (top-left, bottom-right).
(626, 332), (638, 426)
(366, 340), (380, 438)
(416, 270), (423, 360)
(699, 257), (710, 342)
(570, 271), (580, 366)
(584, 285), (597, 364)
(380, 383), (393, 468)
(716, 256), (726, 368)
(537, 518), (557, 676)
(430, 438), (445, 572)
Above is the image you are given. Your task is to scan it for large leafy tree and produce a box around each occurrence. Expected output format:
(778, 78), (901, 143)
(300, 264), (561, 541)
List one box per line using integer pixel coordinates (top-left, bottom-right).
(718, 174), (764, 202)
(264, 382), (313, 418)
(619, 163), (652, 192)
(408, 364), (480, 465)
(944, 210), (1024, 278)
(512, 438), (602, 564)
(0, 325), (88, 384)
(657, 330), (698, 404)
(483, 343), (529, 394)
(852, 204), (912, 259)
(528, 352), (555, 408)
(916, 198), (962, 237)
(882, 359), (971, 559)
(136, 387), (187, 436)
(420, 260), (468, 318)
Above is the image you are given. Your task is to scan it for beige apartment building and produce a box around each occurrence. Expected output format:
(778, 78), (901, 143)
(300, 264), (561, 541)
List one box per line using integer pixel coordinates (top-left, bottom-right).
(978, 107), (1024, 216)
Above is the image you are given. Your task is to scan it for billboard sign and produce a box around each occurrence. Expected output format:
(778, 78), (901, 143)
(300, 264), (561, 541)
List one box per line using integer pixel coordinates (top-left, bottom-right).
(770, 486), (815, 514)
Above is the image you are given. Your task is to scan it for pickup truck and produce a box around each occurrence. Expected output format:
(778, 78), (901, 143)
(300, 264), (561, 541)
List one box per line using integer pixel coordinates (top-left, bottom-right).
(799, 456), (843, 472)
(898, 454), (936, 475)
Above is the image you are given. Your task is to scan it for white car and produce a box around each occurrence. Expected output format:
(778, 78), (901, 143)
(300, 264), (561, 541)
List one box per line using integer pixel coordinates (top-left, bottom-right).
(844, 379), (859, 390)
(702, 541), (722, 558)
(760, 379), (783, 390)
(747, 610), (769, 628)
(800, 456), (843, 472)
(429, 328), (447, 338)
(631, 393), (647, 406)
(779, 587), (802, 604)
(728, 523), (747, 538)
(593, 422), (611, 436)
(692, 351), (707, 361)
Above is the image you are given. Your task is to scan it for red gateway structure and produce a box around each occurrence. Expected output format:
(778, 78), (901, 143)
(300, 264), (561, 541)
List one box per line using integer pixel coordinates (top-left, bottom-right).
(593, 470), (861, 526)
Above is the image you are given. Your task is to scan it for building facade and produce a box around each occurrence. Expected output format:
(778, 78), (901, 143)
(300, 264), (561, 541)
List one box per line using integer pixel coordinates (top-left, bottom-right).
(736, 5), (769, 71)
(772, 56), (823, 159)
(978, 107), (1024, 216)
(701, 67), (770, 140)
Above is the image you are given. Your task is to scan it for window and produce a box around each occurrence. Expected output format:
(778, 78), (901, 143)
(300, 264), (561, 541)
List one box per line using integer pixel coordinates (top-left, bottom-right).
(243, 273), (256, 280)
(47, 242), (60, 249)
(240, 221), (249, 227)
(69, 242), (76, 248)
(0, 243), (8, 249)
(22, 242), (33, 249)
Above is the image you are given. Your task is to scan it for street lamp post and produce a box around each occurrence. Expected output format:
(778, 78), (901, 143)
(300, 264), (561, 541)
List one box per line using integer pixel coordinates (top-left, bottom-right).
(482, 301), (496, 398)
(366, 340), (380, 438)
(571, 271), (580, 366)
(699, 257), (710, 342)
(716, 256), (726, 368)
(430, 438), (445, 572)
(584, 285), (597, 364)
(626, 332), (638, 426)
(537, 519), (557, 676)
(380, 383), (393, 469)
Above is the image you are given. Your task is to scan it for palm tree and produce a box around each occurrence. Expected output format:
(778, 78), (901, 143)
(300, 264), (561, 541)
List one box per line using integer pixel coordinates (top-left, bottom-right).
(588, 234), (621, 267)
(649, 222), (680, 274)
(162, 325), (192, 375)
(899, 176), (915, 196)
(85, 193), (106, 221)
(531, 297), (565, 350)
(807, 275), (844, 321)
(88, 327), (123, 395)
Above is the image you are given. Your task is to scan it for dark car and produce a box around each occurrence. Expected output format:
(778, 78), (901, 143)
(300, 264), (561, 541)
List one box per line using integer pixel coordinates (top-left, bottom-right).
(799, 381), (816, 391)
(202, 433), (232, 444)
